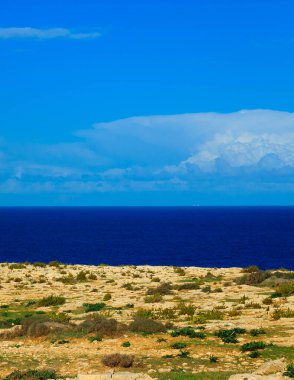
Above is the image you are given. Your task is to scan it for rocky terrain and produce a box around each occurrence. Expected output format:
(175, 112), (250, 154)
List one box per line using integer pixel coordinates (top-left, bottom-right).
(0, 262), (293, 379)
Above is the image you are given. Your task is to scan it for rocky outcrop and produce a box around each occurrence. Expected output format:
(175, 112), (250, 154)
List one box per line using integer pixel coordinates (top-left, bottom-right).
(229, 358), (289, 380)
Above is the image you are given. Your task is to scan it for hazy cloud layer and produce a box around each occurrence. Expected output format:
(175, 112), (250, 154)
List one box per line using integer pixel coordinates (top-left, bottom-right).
(1, 110), (294, 197)
(0, 27), (101, 40)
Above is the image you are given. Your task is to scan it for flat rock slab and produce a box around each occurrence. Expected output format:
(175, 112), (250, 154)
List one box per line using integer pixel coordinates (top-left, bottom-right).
(78, 373), (153, 380)
(229, 374), (289, 379)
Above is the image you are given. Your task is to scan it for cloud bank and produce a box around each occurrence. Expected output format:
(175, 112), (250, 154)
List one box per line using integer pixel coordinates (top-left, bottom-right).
(0, 27), (101, 40)
(1, 110), (294, 203)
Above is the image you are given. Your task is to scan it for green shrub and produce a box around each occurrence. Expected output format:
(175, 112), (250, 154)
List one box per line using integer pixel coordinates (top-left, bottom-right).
(209, 355), (218, 363)
(83, 302), (106, 313)
(47, 312), (70, 323)
(272, 308), (294, 320)
(103, 293), (112, 301)
(171, 342), (188, 349)
(250, 329), (266, 337)
(177, 350), (190, 358)
(215, 328), (246, 343)
(88, 334), (102, 342)
(284, 365), (294, 378)
(76, 271), (87, 282)
(248, 351), (261, 358)
(193, 309), (224, 323)
(272, 282), (294, 298)
(3, 370), (56, 380)
(37, 295), (66, 307)
(241, 341), (266, 352)
(171, 327), (205, 339)
(177, 303), (196, 316)
(262, 297), (273, 305)
(144, 293), (163, 303)
(155, 307), (177, 320)
(135, 308), (155, 319)
(122, 341), (131, 347)
(177, 282), (200, 291)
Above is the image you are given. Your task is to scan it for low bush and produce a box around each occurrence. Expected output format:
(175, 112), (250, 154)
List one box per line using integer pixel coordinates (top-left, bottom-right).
(171, 327), (205, 339)
(173, 266), (186, 276)
(88, 273), (97, 280)
(250, 329), (266, 337)
(284, 365), (294, 378)
(78, 315), (126, 337)
(209, 355), (218, 363)
(272, 308), (294, 320)
(88, 334), (102, 342)
(3, 369), (56, 380)
(103, 293), (112, 301)
(248, 351), (261, 358)
(144, 294), (163, 303)
(76, 271), (87, 282)
(272, 282), (294, 298)
(241, 341), (266, 352)
(122, 341), (131, 347)
(215, 328), (246, 343)
(177, 303), (196, 316)
(37, 295), (65, 307)
(171, 342), (188, 349)
(102, 353), (134, 368)
(8, 263), (26, 270)
(178, 350), (190, 358)
(177, 282), (200, 291)
(83, 302), (106, 313)
(241, 266), (259, 273)
(48, 261), (62, 268)
(236, 270), (271, 286)
(129, 317), (166, 334)
(33, 262), (46, 267)
(262, 297), (273, 305)
(193, 309), (224, 323)
(146, 282), (173, 296)
(55, 274), (76, 285)
(155, 307), (177, 320)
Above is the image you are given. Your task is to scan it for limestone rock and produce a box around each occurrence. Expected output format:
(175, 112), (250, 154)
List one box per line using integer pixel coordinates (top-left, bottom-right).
(78, 374), (112, 380)
(254, 358), (287, 376)
(77, 373), (153, 380)
(229, 375), (287, 379)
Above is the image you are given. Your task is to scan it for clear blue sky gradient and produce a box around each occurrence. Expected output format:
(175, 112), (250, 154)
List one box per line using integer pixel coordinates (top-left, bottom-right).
(0, 0), (293, 205)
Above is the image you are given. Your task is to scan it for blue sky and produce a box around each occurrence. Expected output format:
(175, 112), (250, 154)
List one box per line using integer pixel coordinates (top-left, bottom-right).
(0, 0), (293, 205)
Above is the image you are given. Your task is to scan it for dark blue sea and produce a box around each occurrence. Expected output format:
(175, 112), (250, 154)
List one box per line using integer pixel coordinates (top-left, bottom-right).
(0, 207), (293, 269)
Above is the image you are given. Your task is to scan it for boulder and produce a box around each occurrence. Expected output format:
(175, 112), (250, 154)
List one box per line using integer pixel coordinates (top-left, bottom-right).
(254, 358), (287, 375)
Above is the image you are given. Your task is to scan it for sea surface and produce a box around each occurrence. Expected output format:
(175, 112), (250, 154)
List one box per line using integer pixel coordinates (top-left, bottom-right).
(0, 207), (293, 269)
